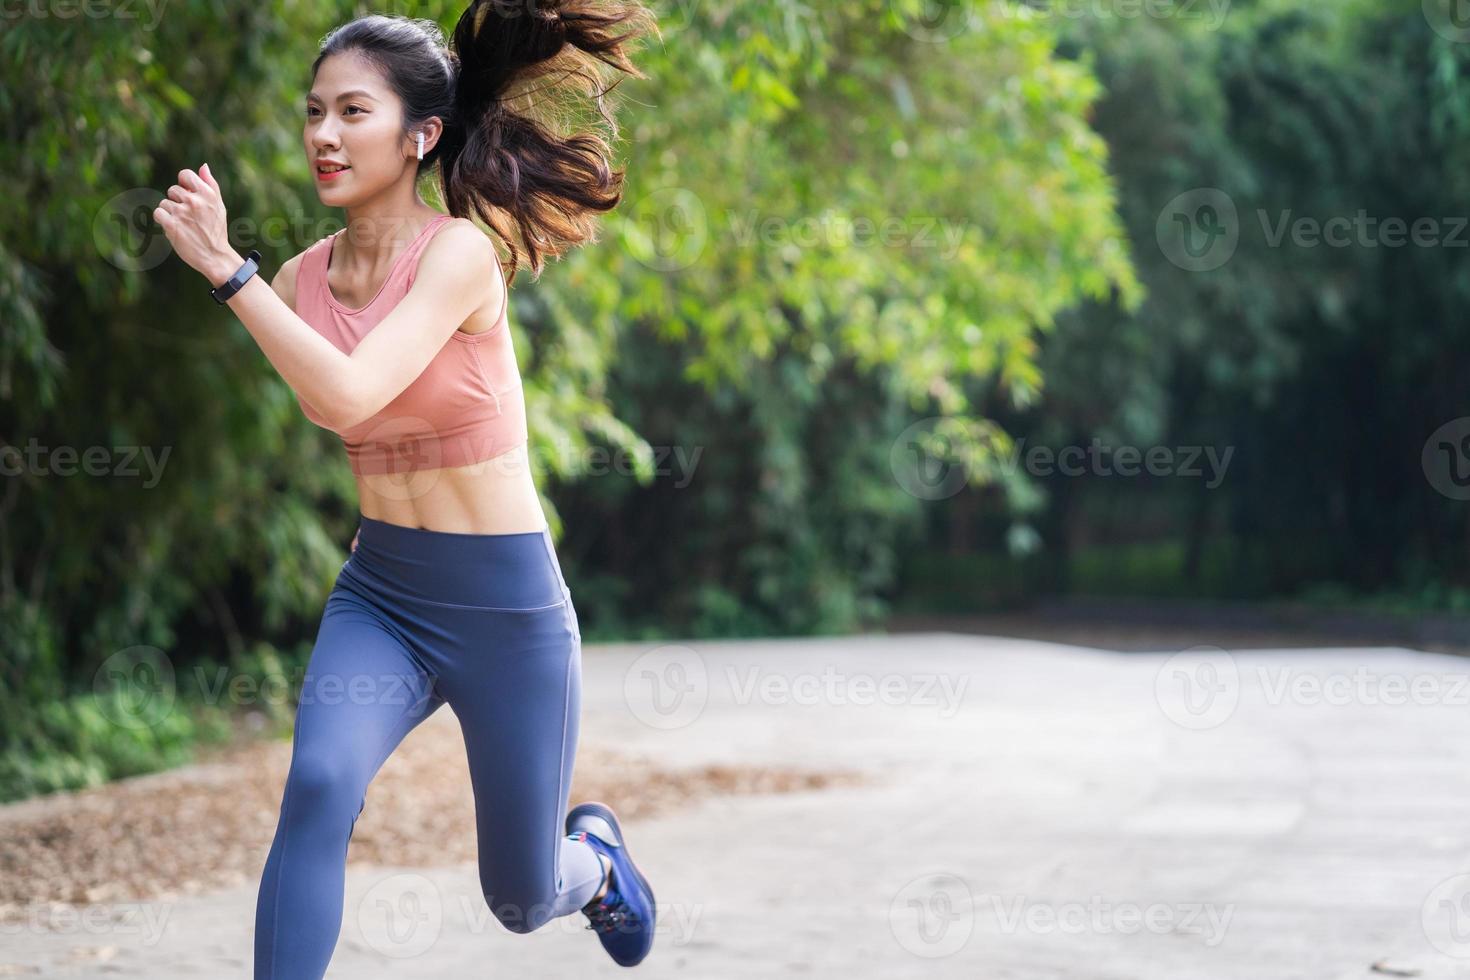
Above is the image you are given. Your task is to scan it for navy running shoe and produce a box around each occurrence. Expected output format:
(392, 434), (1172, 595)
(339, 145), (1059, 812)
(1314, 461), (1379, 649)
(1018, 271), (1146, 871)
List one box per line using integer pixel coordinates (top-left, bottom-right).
(566, 801), (655, 966)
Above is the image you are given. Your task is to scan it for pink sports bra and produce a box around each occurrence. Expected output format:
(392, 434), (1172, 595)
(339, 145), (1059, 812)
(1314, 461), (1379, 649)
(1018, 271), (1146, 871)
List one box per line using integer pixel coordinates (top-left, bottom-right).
(292, 213), (528, 477)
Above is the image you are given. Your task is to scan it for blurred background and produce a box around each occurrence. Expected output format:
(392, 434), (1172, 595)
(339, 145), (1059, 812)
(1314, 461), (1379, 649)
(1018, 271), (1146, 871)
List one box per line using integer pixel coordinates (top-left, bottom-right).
(2, 0), (1468, 808)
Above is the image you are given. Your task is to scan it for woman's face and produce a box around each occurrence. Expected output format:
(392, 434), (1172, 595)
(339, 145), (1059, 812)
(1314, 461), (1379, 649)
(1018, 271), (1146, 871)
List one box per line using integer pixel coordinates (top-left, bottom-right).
(304, 52), (411, 206)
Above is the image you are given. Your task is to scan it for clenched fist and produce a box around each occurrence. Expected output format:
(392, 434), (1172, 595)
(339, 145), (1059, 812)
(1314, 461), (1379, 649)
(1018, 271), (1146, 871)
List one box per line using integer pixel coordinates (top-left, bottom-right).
(152, 163), (244, 287)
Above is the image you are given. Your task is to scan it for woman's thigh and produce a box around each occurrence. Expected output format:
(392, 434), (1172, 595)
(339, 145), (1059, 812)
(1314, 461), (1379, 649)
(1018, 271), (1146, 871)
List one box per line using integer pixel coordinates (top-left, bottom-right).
(435, 602), (582, 905)
(286, 588), (446, 810)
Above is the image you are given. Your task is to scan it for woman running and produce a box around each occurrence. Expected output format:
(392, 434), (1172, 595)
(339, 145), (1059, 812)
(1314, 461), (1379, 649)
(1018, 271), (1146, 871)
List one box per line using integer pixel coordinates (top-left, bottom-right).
(149, 3), (658, 976)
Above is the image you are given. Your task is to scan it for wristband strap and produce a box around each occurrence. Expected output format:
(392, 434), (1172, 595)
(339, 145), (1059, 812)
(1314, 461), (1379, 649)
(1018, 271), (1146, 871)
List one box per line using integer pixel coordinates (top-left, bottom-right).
(209, 249), (262, 304)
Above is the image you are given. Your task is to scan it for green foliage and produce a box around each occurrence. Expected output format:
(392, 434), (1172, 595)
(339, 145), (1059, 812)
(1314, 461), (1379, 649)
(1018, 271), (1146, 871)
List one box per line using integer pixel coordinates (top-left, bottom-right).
(934, 0), (1470, 611)
(1, 1), (1136, 798)
(0, 687), (220, 803)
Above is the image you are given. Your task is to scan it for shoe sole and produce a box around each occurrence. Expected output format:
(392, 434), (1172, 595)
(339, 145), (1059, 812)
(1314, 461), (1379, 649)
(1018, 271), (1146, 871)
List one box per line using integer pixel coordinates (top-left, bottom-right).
(567, 801), (656, 959)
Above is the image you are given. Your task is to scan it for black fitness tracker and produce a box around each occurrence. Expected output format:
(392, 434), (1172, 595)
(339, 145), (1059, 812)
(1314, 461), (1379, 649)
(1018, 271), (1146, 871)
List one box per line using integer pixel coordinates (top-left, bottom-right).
(209, 249), (262, 304)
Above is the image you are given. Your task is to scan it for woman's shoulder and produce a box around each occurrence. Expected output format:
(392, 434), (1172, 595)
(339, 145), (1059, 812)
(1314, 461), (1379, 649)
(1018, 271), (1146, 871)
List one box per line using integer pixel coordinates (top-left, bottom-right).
(412, 218), (506, 309)
(422, 216), (490, 257)
(268, 236), (333, 314)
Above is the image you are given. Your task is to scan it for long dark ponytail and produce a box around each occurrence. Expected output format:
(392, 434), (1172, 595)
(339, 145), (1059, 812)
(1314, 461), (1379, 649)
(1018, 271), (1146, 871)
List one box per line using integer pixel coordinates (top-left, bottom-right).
(314, 0), (656, 283)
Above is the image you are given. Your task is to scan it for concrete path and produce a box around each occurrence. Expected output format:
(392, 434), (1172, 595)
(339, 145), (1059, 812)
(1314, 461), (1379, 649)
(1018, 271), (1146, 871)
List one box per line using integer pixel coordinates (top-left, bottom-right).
(5, 632), (1470, 978)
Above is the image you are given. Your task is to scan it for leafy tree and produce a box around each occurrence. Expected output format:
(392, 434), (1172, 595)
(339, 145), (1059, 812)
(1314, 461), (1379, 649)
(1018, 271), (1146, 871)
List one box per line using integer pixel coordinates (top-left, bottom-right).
(0, 0), (1136, 798)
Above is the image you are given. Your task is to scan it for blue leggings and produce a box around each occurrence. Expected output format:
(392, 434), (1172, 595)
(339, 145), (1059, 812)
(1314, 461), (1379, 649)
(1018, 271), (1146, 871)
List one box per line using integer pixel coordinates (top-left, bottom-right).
(253, 515), (604, 980)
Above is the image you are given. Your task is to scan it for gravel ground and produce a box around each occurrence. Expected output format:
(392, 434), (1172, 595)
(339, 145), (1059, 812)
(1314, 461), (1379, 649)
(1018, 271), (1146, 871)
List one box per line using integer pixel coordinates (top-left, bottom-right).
(7, 630), (1470, 978)
(0, 706), (863, 917)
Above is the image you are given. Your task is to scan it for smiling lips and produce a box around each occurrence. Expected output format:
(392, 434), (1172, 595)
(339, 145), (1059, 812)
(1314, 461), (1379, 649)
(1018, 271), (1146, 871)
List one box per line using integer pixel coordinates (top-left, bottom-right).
(316, 163), (350, 181)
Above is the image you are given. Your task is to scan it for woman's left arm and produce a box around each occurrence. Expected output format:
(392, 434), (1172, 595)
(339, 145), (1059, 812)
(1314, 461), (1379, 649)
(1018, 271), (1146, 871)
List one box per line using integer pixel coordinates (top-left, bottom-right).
(152, 166), (495, 432)
(153, 166), (363, 429)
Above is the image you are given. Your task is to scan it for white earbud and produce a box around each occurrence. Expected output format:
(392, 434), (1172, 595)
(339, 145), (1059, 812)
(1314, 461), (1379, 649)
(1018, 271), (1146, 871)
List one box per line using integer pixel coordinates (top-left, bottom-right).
(416, 132), (425, 160)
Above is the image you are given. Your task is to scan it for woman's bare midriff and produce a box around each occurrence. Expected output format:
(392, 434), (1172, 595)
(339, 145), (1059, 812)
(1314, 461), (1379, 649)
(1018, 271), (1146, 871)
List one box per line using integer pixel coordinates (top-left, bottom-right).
(336, 244), (545, 537)
(355, 444), (548, 535)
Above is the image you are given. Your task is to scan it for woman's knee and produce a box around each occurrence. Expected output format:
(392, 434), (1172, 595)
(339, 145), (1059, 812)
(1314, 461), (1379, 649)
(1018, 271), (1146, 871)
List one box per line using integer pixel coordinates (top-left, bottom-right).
(286, 750), (364, 812)
(486, 886), (558, 935)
